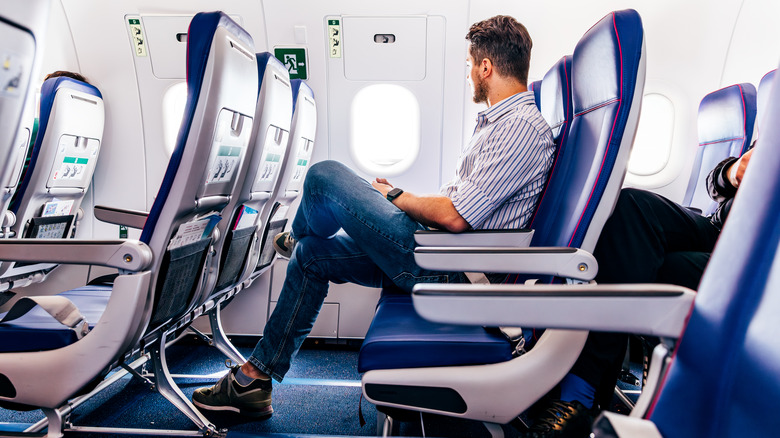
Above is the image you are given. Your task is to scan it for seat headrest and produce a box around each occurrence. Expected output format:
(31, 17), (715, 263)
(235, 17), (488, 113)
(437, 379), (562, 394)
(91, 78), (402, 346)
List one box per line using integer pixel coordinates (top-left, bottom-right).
(36, 76), (102, 143)
(529, 10), (644, 250)
(683, 83), (756, 213)
(572, 10), (643, 116)
(256, 52), (280, 94)
(698, 83), (757, 157)
(528, 80), (542, 111)
(177, 12), (253, 150)
(12, 76), (102, 213)
(757, 69), (776, 136)
(186, 12), (253, 89)
(291, 79), (314, 113)
(538, 56), (572, 141)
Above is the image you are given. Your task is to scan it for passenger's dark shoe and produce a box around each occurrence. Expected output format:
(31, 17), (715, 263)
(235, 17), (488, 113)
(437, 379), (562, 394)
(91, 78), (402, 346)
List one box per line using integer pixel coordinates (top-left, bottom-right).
(520, 399), (596, 438)
(272, 232), (296, 259)
(192, 365), (273, 418)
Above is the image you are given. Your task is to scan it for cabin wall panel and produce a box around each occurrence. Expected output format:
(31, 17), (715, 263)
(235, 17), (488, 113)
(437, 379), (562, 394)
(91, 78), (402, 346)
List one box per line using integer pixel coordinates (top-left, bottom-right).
(721, 0), (780, 127)
(261, 0), (470, 193)
(59, 0), (148, 244)
(40, 1), (81, 82)
(59, 0), (267, 242)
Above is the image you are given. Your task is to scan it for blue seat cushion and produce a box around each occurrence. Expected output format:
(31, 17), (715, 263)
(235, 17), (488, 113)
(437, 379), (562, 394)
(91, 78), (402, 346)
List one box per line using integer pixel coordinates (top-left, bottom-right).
(0, 285), (110, 353)
(358, 292), (513, 373)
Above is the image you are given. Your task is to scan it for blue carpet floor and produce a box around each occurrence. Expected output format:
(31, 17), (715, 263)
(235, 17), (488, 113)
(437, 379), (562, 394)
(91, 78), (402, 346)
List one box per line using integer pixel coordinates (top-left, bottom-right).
(0, 337), (514, 437)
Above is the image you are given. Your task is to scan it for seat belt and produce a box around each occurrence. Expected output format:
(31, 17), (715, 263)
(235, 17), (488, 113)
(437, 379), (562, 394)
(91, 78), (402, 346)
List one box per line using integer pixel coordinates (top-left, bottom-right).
(464, 271), (489, 284)
(465, 271), (527, 356)
(0, 296), (89, 339)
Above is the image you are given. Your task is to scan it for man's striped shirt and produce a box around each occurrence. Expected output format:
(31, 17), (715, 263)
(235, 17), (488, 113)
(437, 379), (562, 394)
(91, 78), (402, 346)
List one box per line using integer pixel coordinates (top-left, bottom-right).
(441, 91), (554, 230)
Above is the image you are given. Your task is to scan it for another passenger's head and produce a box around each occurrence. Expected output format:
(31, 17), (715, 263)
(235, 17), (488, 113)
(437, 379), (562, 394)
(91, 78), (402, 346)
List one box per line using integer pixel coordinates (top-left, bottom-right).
(44, 70), (90, 84)
(465, 15), (532, 104)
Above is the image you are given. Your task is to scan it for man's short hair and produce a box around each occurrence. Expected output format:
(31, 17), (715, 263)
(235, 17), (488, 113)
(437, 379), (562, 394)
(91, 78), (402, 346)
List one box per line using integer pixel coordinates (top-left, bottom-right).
(44, 70), (90, 84)
(466, 15), (532, 86)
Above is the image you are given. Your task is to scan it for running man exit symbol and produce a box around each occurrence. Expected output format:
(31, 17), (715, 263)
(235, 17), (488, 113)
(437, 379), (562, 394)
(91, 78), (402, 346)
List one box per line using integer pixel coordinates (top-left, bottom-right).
(274, 48), (308, 80)
(284, 54), (299, 75)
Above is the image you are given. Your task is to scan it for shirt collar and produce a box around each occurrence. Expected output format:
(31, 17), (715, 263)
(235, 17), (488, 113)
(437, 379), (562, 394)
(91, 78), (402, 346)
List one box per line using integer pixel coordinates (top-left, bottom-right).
(477, 90), (535, 124)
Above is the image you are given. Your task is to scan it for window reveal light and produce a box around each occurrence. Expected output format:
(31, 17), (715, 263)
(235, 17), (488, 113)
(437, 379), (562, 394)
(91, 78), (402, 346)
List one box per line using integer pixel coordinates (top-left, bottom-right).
(350, 84), (420, 176)
(161, 81), (187, 157)
(627, 93), (675, 176)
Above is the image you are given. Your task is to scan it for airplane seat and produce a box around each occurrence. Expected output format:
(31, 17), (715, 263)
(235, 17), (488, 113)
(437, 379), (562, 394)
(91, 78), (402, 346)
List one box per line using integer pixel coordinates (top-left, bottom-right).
(0, 1), (50, 238)
(589, 61), (780, 438)
(682, 83), (756, 215)
(361, 9), (645, 431)
(208, 52), (292, 299)
(359, 55), (574, 375)
(252, 78), (317, 276)
(529, 79), (542, 109)
(0, 285), (109, 354)
(0, 76), (104, 283)
(133, 12), (258, 334)
(0, 12), (258, 435)
(190, 52), (293, 366)
(756, 69), (776, 136)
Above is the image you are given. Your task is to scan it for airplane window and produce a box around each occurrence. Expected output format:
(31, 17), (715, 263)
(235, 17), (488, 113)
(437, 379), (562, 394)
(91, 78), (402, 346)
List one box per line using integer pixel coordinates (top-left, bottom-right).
(350, 84), (420, 175)
(162, 81), (187, 157)
(627, 93), (675, 176)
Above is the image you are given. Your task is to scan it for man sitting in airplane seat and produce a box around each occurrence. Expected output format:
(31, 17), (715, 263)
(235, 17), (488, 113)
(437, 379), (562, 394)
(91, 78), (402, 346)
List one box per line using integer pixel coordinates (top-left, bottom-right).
(9, 70), (91, 211)
(193, 15), (555, 418)
(533, 148), (754, 438)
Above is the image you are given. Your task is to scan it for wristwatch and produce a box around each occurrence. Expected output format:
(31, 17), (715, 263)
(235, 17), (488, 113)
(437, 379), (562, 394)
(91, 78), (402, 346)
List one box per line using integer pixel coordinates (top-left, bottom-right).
(386, 187), (404, 202)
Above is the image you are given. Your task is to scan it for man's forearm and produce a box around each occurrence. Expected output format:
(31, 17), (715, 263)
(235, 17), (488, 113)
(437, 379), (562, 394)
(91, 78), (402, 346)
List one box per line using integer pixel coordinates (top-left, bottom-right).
(706, 156), (738, 202)
(392, 192), (471, 233)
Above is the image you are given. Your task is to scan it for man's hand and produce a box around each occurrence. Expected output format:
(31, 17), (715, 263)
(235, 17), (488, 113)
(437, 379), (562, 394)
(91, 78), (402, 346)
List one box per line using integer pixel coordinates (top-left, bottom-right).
(369, 178), (469, 232)
(371, 178), (393, 198)
(728, 148), (753, 188)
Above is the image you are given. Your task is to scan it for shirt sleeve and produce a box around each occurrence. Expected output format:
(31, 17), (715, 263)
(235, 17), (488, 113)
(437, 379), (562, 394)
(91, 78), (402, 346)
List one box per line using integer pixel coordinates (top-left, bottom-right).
(707, 156), (738, 203)
(448, 117), (551, 228)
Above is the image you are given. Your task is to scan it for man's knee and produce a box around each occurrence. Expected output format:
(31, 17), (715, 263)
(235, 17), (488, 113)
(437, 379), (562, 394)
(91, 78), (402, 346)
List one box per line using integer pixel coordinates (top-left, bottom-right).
(306, 160), (349, 188)
(617, 187), (649, 206)
(610, 188), (663, 221)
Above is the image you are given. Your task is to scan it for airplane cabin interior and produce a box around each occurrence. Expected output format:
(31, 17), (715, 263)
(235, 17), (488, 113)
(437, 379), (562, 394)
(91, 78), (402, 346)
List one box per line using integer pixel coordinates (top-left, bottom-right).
(1, 1), (780, 437)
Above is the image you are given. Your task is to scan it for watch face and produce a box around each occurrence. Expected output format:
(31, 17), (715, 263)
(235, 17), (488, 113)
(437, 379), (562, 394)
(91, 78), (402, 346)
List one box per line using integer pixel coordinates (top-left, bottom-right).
(387, 187), (403, 200)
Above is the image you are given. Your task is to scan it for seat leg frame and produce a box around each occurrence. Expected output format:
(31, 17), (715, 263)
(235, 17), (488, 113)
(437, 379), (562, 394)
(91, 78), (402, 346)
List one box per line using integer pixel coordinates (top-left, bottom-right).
(207, 304), (246, 364)
(149, 330), (224, 437)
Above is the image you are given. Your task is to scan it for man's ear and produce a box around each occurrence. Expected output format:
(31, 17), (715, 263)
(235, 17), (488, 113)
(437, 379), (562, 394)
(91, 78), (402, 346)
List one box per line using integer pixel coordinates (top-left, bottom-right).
(481, 58), (493, 78)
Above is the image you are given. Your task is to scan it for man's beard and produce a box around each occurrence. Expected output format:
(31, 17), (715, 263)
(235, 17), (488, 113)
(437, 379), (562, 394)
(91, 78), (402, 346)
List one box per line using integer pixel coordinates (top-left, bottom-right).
(472, 75), (488, 104)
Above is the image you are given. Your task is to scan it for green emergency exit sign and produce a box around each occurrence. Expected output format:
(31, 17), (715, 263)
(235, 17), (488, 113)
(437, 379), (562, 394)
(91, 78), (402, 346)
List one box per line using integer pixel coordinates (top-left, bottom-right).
(274, 48), (308, 80)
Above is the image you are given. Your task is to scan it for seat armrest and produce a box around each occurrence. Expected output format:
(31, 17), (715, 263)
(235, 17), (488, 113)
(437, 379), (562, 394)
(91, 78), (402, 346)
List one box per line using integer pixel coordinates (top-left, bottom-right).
(414, 229), (534, 247)
(411, 283), (695, 338)
(592, 412), (663, 438)
(0, 239), (153, 271)
(414, 246), (598, 281)
(94, 205), (149, 229)
(1, 210), (15, 228)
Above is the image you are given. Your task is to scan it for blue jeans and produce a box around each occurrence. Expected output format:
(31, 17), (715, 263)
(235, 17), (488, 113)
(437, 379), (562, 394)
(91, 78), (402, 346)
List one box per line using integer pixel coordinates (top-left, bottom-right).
(248, 160), (466, 381)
